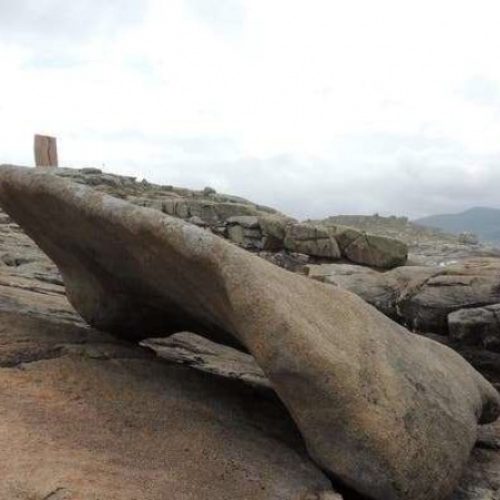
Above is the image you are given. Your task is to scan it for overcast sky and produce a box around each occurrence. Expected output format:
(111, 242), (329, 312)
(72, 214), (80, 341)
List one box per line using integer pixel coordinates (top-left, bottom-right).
(2, 0), (500, 219)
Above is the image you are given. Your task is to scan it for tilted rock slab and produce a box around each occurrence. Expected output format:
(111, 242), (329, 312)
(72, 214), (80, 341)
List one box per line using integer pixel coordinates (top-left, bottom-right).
(141, 331), (273, 391)
(0, 165), (499, 500)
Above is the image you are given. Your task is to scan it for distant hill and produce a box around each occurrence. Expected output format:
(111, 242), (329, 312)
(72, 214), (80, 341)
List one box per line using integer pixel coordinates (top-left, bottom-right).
(415, 207), (500, 245)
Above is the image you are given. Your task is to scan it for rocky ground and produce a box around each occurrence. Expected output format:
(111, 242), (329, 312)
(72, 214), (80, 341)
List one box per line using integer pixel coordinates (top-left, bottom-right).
(0, 211), (338, 500)
(0, 166), (499, 499)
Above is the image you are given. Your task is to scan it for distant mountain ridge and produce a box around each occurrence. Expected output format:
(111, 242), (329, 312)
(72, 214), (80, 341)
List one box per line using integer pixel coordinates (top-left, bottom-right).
(415, 207), (500, 245)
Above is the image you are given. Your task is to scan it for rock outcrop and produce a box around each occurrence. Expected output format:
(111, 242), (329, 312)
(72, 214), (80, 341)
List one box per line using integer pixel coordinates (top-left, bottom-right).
(20, 167), (407, 269)
(0, 165), (498, 500)
(308, 259), (500, 336)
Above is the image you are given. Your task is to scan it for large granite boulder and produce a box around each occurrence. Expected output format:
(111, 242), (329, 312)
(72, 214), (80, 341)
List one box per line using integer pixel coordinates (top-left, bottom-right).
(0, 165), (499, 500)
(323, 224), (408, 268)
(342, 233), (408, 268)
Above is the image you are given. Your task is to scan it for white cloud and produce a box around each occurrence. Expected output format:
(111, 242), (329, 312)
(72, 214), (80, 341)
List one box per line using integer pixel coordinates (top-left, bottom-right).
(2, 0), (500, 219)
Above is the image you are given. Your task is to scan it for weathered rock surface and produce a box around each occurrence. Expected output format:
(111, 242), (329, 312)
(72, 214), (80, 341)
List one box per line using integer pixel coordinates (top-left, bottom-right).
(321, 224), (408, 268)
(141, 332), (272, 391)
(1, 165), (499, 500)
(284, 223), (341, 259)
(0, 324), (336, 500)
(453, 420), (500, 500)
(141, 330), (500, 500)
(144, 329), (500, 500)
(309, 259), (500, 337)
(343, 233), (408, 268)
(0, 249), (337, 500)
(449, 304), (500, 352)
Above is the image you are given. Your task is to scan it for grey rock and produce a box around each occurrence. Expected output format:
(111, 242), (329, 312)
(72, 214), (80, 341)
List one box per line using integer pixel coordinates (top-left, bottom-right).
(325, 224), (362, 251)
(321, 224), (408, 269)
(260, 250), (310, 273)
(187, 215), (206, 226)
(449, 305), (500, 351)
(226, 216), (264, 249)
(227, 224), (263, 249)
(399, 261), (500, 333)
(284, 223), (341, 259)
(343, 233), (408, 269)
(226, 215), (260, 228)
(309, 259), (500, 339)
(259, 215), (293, 251)
(80, 167), (103, 175)
(141, 332), (272, 391)
(451, 421), (500, 500)
(459, 232), (480, 245)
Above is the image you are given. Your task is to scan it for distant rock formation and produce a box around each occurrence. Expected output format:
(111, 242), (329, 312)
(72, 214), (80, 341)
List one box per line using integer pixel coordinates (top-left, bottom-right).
(0, 165), (498, 500)
(26, 167), (408, 269)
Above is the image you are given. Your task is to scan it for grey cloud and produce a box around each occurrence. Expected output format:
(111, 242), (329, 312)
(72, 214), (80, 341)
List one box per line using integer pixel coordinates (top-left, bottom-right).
(106, 132), (500, 221)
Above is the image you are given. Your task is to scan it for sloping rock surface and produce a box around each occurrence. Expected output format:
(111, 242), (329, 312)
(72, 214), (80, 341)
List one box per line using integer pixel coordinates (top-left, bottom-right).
(0, 165), (498, 500)
(0, 236), (336, 499)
